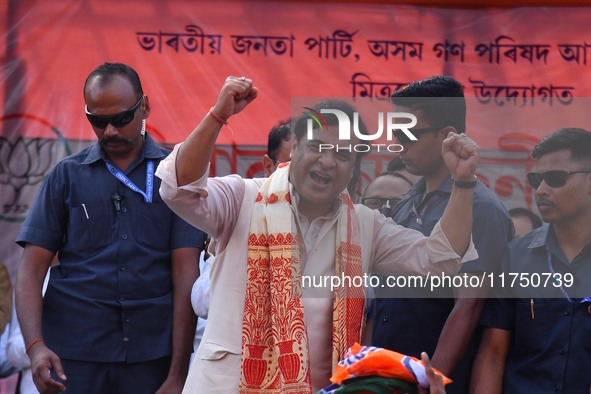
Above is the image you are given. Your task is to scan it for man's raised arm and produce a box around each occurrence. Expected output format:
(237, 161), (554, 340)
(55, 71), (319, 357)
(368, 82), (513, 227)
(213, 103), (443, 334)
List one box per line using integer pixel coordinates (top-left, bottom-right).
(175, 76), (258, 186)
(439, 132), (479, 257)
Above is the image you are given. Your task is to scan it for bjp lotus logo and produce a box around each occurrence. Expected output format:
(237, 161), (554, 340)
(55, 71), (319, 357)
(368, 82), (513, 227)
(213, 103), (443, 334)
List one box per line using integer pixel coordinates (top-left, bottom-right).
(0, 114), (71, 222)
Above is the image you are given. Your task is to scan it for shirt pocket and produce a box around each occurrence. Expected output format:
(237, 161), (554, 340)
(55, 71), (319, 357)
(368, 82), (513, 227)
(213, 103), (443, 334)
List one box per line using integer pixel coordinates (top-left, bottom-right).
(513, 299), (548, 353)
(134, 201), (171, 251)
(68, 202), (110, 252)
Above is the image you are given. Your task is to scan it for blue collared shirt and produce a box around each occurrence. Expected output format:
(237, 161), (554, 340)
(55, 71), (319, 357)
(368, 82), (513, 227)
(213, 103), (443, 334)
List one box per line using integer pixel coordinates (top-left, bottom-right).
(372, 175), (513, 393)
(481, 225), (591, 394)
(16, 134), (207, 363)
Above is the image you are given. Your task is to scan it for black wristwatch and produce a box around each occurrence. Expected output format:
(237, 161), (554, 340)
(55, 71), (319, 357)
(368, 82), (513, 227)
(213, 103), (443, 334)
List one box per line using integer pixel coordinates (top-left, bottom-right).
(453, 175), (478, 189)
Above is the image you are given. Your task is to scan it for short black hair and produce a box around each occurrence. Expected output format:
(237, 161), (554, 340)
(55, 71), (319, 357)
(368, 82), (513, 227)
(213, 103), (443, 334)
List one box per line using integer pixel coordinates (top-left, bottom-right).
(293, 99), (368, 143)
(531, 128), (591, 164)
(83, 62), (143, 98)
(267, 119), (292, 162)
(390, 75), (466, 134)
(509, 207), (543, 230)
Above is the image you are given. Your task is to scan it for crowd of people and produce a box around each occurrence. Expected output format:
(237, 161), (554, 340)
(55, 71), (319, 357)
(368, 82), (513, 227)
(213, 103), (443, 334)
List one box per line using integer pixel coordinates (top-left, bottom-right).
(1, 63), (590, 394)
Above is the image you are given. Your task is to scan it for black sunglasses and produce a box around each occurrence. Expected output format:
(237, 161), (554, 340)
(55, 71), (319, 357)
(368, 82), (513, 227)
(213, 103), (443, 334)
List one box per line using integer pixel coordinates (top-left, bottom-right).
(527, 169), (591, 189)
(362, 197), (402, 210)
(393, 126), (445, 144)
(85, 96), (143, 129)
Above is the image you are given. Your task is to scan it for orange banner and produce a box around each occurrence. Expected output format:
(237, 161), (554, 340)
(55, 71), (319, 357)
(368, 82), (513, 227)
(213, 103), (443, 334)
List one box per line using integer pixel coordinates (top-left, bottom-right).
(2, 1), (591, 146)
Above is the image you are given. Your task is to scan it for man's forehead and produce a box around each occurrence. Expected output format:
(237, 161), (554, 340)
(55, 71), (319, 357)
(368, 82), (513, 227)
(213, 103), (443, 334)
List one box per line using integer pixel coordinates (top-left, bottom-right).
(86, 74), (133, 94)
(305, 125), (360, 142)
(534, 149), (573, 169)
(394, 104), (422, 116)
(304, 137), (360, 154)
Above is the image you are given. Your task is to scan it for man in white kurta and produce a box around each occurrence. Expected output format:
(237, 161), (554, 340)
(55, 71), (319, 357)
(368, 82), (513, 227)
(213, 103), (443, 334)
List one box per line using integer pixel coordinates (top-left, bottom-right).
(156, 77), (480, 393)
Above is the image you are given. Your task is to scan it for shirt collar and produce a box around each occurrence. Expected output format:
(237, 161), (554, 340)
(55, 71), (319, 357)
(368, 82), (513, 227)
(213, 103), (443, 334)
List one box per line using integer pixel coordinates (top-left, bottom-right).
(526, 224), (554, 250)
(526, 223), (591, 257)
(409, 174), (453, 196)
(82, 133), (165, 165)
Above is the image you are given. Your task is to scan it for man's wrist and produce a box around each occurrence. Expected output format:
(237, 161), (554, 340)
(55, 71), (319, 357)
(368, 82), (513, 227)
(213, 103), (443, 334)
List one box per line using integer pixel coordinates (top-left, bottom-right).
(25, 338), (45, 353)
(208, 107), (228, 126)
(452, 174), (477, 189)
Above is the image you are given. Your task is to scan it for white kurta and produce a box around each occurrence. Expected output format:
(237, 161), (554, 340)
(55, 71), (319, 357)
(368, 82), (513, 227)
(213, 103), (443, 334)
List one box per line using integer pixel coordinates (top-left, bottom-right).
(156, 144), (478, 393)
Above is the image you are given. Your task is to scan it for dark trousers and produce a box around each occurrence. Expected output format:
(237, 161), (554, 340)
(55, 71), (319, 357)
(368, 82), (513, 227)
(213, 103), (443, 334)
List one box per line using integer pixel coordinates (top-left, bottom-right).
(57, 356), (170, 394)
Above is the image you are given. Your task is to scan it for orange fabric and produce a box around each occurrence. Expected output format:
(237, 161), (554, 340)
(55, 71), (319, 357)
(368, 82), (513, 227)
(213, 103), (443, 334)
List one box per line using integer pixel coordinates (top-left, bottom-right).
(332, 343), (452, 387)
